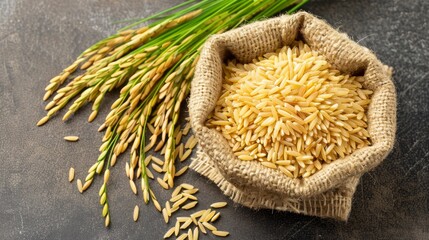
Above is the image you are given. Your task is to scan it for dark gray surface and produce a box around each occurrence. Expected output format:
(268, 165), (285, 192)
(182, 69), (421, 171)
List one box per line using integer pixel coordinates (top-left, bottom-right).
(1, 0), (428, 239)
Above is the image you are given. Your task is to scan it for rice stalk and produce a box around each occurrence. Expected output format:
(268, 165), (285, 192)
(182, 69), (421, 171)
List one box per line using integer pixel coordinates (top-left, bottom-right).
(37, 0), (307, 228)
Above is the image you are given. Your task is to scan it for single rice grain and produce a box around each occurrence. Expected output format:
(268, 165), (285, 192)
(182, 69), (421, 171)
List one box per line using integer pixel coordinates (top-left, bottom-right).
(133, 205), (139, 222)
(68, 167), (75, 182)
(193, 227), (199, 240)
(77, 179), (83, 193)
(164, 227), (175, 239)
(177, 233), (188, 240)
(212, 230), (230, 237)
(182, 201), (198, 210)
(181, 218), (193, 229)
(162, 208), (169, 223)
(64, 136), (79, 142)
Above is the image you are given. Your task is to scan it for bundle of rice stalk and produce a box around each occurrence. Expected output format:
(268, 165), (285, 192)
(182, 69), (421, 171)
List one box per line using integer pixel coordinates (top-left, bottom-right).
(37, 0), (308, 227)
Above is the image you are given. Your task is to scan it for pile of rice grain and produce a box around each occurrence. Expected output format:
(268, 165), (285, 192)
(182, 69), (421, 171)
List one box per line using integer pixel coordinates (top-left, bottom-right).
(206, 41), (373, 178)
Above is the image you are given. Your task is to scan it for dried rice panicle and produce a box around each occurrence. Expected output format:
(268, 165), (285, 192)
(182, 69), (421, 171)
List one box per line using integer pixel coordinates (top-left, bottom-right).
(207, 41), (373, 178)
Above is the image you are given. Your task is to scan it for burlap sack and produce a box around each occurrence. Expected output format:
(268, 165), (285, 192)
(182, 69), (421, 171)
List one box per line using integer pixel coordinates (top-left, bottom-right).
(189, 12), (396, 221)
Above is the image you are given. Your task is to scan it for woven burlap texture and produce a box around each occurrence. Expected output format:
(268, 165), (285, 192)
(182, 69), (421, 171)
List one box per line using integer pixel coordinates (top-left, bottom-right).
(189, 12), (396, 221)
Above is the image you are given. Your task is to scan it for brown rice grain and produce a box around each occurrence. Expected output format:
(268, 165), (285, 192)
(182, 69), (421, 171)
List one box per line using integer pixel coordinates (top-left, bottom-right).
(171, 205), (180, 213)
(68, 167), (75, 182)
(77, 179), (83, 193)
(162, 208), (169, 223)
(146, 168), (154, 179)
(170, 193), (183, 202)
(197, 222), (207, 234)
(212, 230), (230, 237)
(203, 210), (216, 222)
(182, 201), (198, 210)
(172, 186), (182, 198)
(210, 212), (221, 222)
(133, 205), (139, 222)
(188, 228), (193, 240)
(64, 136), (79, 142)
(172, 196), (188, 209)
(151, 156), (164, 166)
(183, 189), (199, 195)
(157, 177), (169, 190)
(182, 193), (197, 201)
(193, 227), (199, 240)
(183, 122), (191, 135)
(152, 163), (164, 173)
(175, 220), (181, 236)
(165, 201), (172, 216)
(181, 183), (194, 190)
(185, 135), (195, 149)
(175, 166), (189, 177)
(164, 227), (175, 239)
(210, 202), (227, 209)
(177, 233), (188, 240)
(181, 218), (193, 229)
(202, 222), (217, 231)
(181, 149), (192, 162)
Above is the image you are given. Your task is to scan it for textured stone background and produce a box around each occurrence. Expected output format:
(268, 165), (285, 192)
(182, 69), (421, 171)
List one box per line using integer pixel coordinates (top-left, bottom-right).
(0, 0), (428, 239)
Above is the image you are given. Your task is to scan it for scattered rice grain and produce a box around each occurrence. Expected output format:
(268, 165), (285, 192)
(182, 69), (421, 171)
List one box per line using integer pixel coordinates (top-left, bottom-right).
(180, 149), (192, 162)
(174, 220), (181, 236)
(197, 222), (207, 234)
(157, 177), (169, 189)
(212, 230), (229, 237)
(180, 183), (194, 190)
(162, 208), (169, 223)
(181, 218), (193, 229)
(164, 227), (175, 239)
(133, 205), (139, 221)
(77, 179), (83, 193)
(193, 227), (199, 240)
(210, 202), (227, 209)
(68, 167), (75, 182)
(64, 136), (79, 142)
(202, 222), (217, 231)
(210, 212), (221, 222)
(177, 233), (188, 240)
(182, 201), (198, 210)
